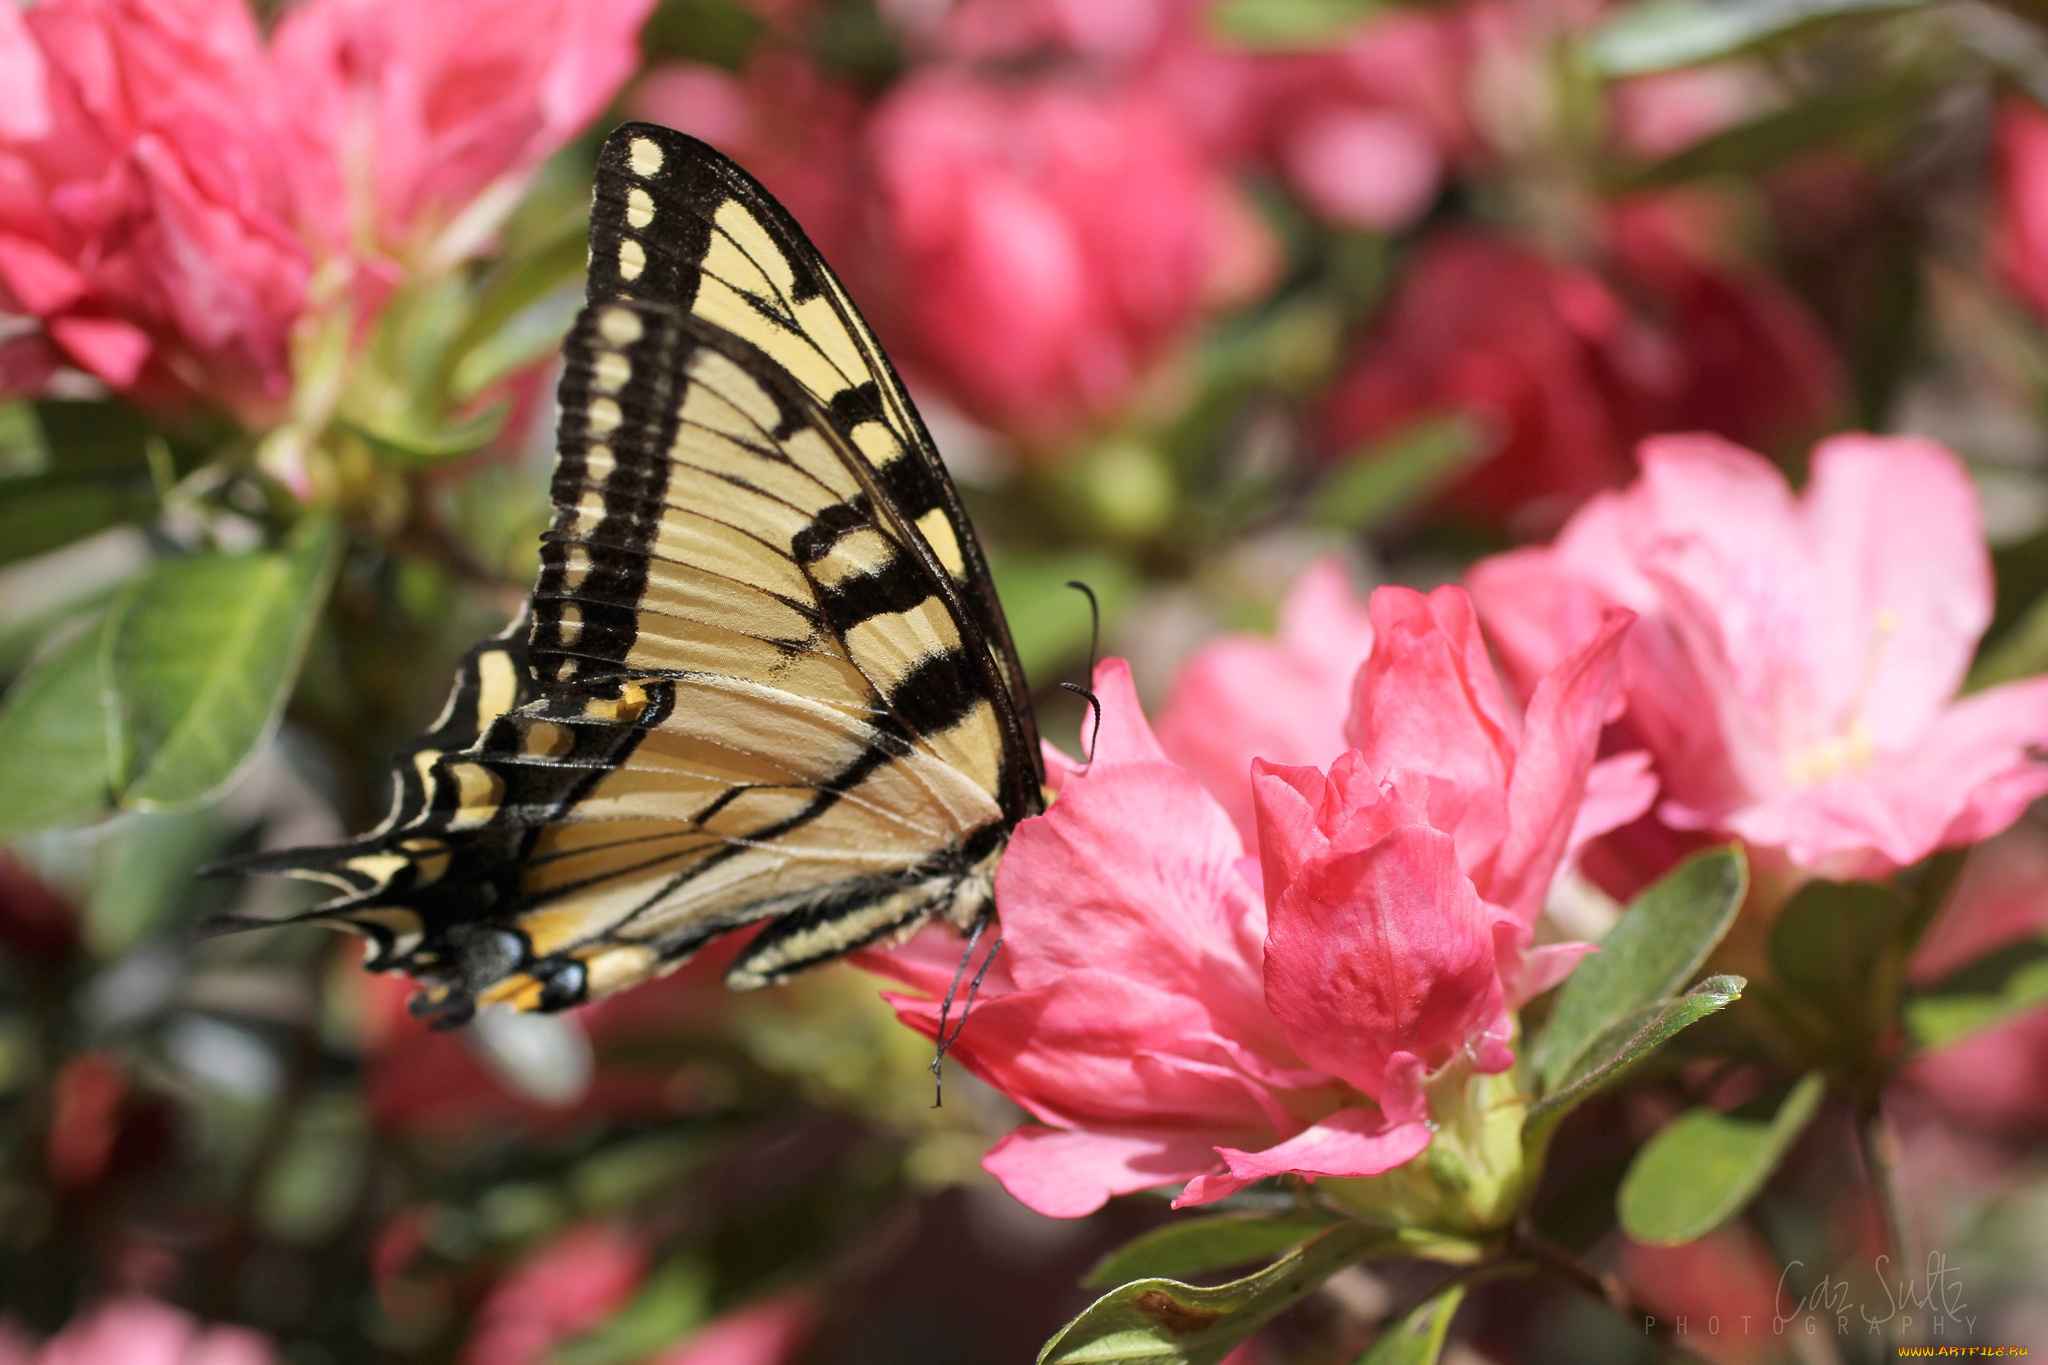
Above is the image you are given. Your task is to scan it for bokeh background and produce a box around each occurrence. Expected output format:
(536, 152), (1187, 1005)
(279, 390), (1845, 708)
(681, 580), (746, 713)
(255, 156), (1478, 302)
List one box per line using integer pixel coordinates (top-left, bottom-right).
(2, 0), (2048, 1359)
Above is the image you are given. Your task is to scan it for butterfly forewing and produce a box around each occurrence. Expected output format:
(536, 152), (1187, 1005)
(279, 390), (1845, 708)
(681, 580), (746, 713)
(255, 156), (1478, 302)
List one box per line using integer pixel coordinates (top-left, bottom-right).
(588, 123), (1040, 804)
(219, 126), (1041, 1020)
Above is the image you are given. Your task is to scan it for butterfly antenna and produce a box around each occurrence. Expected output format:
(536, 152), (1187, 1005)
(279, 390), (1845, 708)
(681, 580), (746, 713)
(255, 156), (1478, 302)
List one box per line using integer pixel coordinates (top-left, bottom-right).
(1064, 580), (1101, 676)
(1057, 581), (1104, 764)
(1058, 682), (1103, 764)
(930, 907), (1000, 1106)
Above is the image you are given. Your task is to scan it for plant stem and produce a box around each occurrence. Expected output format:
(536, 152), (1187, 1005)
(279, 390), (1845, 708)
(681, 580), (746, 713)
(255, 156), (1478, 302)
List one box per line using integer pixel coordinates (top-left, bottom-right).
(1857, 1099), (1912, 1348)
(1514, 1222), (1714, 1365)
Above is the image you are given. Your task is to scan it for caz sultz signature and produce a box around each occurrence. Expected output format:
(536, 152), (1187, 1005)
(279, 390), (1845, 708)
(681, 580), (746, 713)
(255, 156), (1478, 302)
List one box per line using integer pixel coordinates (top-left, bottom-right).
(1773, 1252), (1977, 1338)
(1646, 1252), (1981, 1338)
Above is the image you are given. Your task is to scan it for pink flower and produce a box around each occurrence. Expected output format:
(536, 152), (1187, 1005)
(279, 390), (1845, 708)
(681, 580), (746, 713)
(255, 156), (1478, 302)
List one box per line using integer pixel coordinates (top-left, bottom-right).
(272, 0), (655, 273)
(1995, 97), (2048, 324)
(1320, 231), (1671, 528)
(1605, 194), (1841, 456)
(867, 73), (1273, 446)
(459, 1224), (646, 1365)
(18, 1297), (273, 1365)
(0, 0), (309, 420)
(1609, 66), (1767, 159)
(1322, 219), (1838, 530)
(649, 1296), (815, 1365)
(1247, 10), (1474, 231)
(1334, 586), (1648, 994)
(1469, 433), (2048, 878)
(866, 660), (1430, 1217)
(1898, 818), (2048, 1135)
(864, 586), (1639, 1218)
(1156, 557), (1377, 850)
(630, 53), (867, 270)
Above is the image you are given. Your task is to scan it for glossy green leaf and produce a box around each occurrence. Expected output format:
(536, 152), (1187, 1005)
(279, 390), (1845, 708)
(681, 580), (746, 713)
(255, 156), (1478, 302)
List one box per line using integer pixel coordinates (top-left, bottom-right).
(1534, 846), (1747, 1092)
(1207, 0), (1383, 50)
(0, 624), (119, 838)
(1589, 0), (1920, 76)
(1617, 1071), (1825, 1245)
(1310, 415), (1483, 532)
(106, 516), (340, 810)
(1906, 935), (2048, 1051)
(1355, 1285), (1465, 1365)
(1765, 879), (1911, 1070)
(1084, 1213), (1340, 1288)
(1041, 1221), (1389, 1365)
(85, 807), (233, 956)
(1526, 976), (1747, 1139)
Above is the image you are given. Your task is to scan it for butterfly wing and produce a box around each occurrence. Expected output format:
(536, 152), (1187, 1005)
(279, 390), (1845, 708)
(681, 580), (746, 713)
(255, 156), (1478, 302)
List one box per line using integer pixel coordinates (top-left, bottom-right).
(586, 123), (1041, 785)
(224, 128), (1041, 1021)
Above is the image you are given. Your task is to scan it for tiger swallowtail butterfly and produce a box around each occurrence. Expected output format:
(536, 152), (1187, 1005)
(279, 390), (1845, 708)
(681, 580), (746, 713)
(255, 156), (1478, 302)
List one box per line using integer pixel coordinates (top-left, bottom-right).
(221, 123), (1044, 1024)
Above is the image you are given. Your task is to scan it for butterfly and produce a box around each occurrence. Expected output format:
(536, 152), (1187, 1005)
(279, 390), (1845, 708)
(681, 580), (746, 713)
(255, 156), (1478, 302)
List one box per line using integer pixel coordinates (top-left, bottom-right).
(222, 122), (1045, 1024)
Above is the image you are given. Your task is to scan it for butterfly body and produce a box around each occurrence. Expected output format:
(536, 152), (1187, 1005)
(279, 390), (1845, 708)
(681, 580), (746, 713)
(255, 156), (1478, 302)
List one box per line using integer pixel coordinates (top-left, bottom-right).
(228, 125), (1041, 1022)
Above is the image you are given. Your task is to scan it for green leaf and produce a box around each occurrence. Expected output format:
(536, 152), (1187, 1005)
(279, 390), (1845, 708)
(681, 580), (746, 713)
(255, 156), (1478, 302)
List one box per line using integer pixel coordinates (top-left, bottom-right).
(1621, 83), (1923, 191)
(0, 479), (159, 568)
(1617, 1071), (1825, 1245)
(85, 807), (234, 956)
(346, 402), (508, 466)
(1906, 935), (2048, 1050)
(1355, 1285), (1465, 1365)
(105, 516), (340, 810)
(1309, 415), (1484, 532)
(1084, 1213), (1341, 1288)
(552, 1256), (709, 1365)
(1588, 0), (1920, 76)
(1207, 0), (1384, 50)
(1040, 1221), (1389, 1365)
(0, 402), (164, 565)
(1533, 846), (1747, 1092)
(1968, 587), (2048, 691)
(1526, 976), (1748, 1139)
(0, 623), (119, 838)
(1765, 879), (1911, 1070)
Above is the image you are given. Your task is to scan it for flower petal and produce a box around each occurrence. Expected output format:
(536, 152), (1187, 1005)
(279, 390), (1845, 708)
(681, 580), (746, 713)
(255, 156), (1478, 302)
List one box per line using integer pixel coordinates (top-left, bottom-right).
(985, 1124), (1235, 1218)
(1183, 1107), (1433, 1206)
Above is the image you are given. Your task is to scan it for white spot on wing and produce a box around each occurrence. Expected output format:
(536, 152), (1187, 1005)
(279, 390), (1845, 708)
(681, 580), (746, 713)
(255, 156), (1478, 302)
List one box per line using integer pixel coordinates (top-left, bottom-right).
(618, 239), (646, 280)
(629, 137), (663, 177)
(587, 397), (622, 434)
(593, 351), (631, 394)
(626, 187), (655, 229)
(598, 307), (642, 346)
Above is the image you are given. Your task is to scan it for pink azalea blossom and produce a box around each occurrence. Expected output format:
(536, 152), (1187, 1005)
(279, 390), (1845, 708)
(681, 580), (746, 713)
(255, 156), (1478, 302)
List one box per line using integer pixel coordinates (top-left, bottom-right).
(866, 73), (1273, 446)
(7, 1297), (273, 1365)
(863, 586), (1640, 1218)
(458, 1224), (646, 1365)
(649, 1295), (815, 1365)
(1156, 557), (1377, 850)
(1994, 97), (2048, 324)
(865, 659), (1430, 1217)
(1246, 9), (1474, 232)
(1469, 433), (2048, 878)
(0, 0), (309, 420)
(272, 0), (656, 274)
(1332, 586), (1650, 1000)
